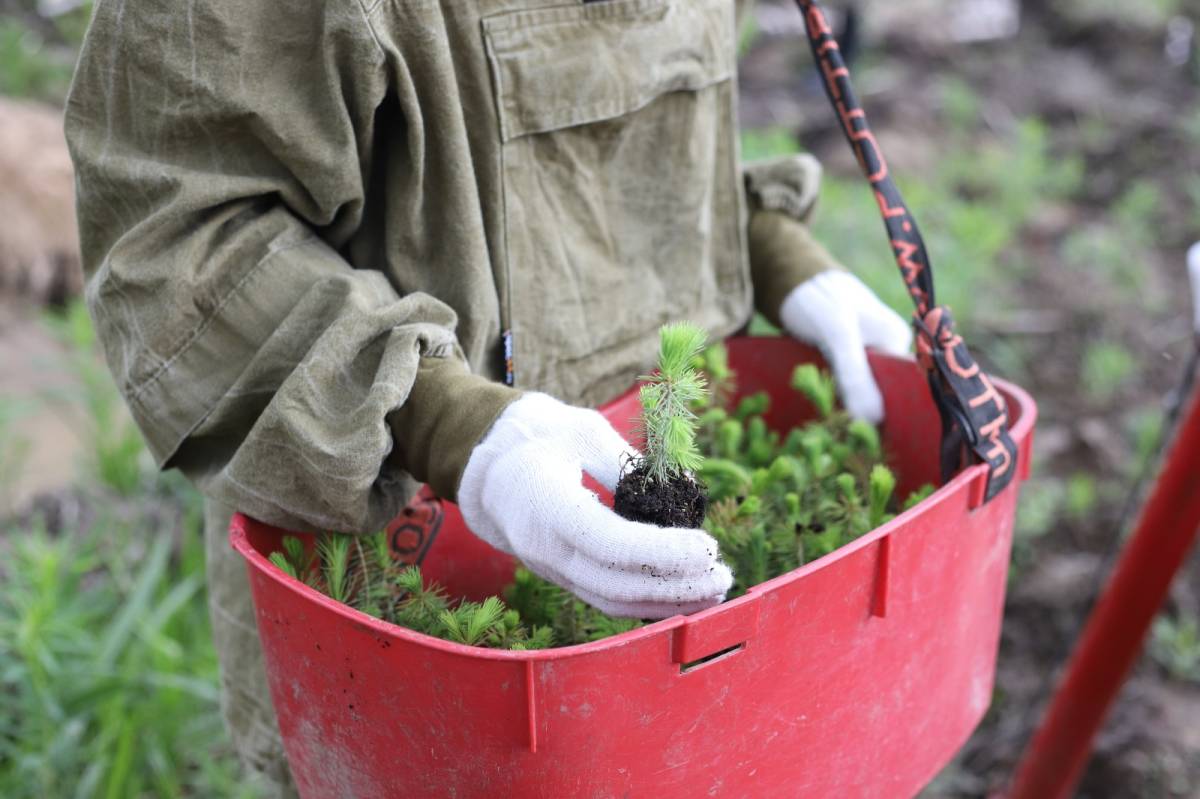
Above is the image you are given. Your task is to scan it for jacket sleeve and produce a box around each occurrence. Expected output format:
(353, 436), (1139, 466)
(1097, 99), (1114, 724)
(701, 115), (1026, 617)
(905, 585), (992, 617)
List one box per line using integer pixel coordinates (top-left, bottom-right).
(742, 154), (845, 328)
(65, 0), (513, 533)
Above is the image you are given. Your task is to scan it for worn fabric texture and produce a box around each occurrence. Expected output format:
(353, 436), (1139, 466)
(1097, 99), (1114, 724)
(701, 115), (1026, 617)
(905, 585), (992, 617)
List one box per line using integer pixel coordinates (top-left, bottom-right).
(387, 357), (521, 502)
(744, 153), (843, 326)
(749, 210), (844, 328)
(66, 0), (837, 792)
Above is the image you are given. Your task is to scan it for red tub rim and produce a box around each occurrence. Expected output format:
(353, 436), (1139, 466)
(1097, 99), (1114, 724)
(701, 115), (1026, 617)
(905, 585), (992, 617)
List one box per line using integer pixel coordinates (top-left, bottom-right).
(230, 351), (1037, 663)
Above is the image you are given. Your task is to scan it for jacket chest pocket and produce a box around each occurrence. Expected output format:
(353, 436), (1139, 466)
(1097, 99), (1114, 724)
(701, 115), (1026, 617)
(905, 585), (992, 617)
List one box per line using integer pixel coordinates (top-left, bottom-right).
(483, 0), (746, 400)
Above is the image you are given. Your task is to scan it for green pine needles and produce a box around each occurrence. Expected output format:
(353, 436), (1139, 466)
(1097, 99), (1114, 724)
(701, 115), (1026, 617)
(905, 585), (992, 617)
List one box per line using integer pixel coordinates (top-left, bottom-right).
(268, 332), (938, 649)
(636, 323), (709, 483)
(267, 532), (554, 651)
(694, 357), (932, 597)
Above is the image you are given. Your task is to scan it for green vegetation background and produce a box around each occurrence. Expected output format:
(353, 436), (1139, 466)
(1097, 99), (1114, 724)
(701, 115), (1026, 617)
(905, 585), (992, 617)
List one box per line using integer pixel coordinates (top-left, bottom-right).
(3, 0), (1199, 795)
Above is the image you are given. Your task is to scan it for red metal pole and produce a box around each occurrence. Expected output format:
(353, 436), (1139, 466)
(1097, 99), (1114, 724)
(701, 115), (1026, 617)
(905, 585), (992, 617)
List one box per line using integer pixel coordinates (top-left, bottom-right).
(1009, 384), (1200, 799)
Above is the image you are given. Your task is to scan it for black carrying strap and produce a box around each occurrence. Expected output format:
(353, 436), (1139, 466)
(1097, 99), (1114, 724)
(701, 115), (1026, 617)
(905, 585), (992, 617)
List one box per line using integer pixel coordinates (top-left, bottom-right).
(794, 0), (1018, 501)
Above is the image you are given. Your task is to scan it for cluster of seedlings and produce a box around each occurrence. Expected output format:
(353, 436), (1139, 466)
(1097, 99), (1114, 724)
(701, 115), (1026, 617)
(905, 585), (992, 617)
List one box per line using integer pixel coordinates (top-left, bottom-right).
(268, 536), (555, 650)
(269, 323), (933, 649)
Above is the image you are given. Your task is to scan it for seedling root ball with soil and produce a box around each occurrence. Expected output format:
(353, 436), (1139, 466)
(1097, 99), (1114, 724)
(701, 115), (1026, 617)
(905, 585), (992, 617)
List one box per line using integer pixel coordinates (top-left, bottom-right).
(613, 465), (708, 529)
(269, 323), (933, 648)
(613, 323), (711, 528)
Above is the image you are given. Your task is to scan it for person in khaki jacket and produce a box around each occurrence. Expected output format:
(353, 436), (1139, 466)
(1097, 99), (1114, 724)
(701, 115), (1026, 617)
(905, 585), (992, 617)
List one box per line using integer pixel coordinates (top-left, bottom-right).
(66, 0), (910, 793)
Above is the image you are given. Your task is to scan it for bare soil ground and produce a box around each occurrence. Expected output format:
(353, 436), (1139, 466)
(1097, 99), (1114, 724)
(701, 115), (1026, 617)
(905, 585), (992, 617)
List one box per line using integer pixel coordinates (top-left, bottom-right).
(0, 300), (85, 514)
(0, 98), (81, 305)
(0, 98), (86, 511)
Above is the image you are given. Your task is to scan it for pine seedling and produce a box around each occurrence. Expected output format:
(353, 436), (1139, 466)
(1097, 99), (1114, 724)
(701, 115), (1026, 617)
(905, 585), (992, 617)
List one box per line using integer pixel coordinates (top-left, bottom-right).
(696, 341), (735, 407)
(393, 564), (424, 595)
(745, 416), (778, 467)
(696, 457), (753, 499)
(792, 364), (837, 418)
(903, 483), (936, 511)
(275, 535), (321, 589)
(743, 525), (771, 588)
(438, 597), (507, 647)
(317, 534), (353, 604)
(266, 348), (936, 650)
(268, 552), (298, 579)
(733, 392), (770, 422)
(505, 567), (567, 629)
(392, 566), (450, 633)
(802, 524), (845, 560)
(868, 465), (897, 528)
(283, 536), (309, 575)
(716, 418), (744, 459)
(512, 625), (555, 651)
(836, 473), (859, 505)
(848, 418), (883, 460)
(352, 532), (393, 617)
(637, 323), (709, 483)
(614, 322), (711, 528)
(368, 530), (392, 571)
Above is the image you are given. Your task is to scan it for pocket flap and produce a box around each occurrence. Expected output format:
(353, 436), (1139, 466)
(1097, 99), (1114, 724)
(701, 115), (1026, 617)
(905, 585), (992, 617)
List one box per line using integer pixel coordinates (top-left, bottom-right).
(483, 0), (735, 142)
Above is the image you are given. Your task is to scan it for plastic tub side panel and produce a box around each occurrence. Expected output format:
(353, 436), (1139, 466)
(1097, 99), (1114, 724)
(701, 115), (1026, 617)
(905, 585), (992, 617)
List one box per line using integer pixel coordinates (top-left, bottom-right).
(232, 337), (1035, 799)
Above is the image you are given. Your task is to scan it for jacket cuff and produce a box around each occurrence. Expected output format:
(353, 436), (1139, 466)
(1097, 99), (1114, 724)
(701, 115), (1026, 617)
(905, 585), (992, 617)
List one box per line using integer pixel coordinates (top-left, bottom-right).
(743, 153), (842, 327)
(743, 153), (824, 221)
(748, 210), (844, 328)
(387, 357), (520, 503)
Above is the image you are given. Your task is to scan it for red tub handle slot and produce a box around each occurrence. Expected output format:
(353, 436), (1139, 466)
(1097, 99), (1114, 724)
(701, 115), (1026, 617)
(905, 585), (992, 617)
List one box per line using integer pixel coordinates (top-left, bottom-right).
(872, 534), (893, 618)
(672, 593), (761, 671)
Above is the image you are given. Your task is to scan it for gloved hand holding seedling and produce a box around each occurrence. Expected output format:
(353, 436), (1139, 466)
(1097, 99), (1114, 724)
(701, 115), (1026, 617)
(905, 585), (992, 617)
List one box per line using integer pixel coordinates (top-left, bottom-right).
(451, 326), (733, 619)
(614, 323), (711, 528)
(269, 333), (935, 649)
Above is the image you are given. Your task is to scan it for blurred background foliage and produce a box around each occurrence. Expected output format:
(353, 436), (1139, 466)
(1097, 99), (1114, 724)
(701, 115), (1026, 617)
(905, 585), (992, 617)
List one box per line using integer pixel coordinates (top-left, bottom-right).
(2, 0), (1199, 796)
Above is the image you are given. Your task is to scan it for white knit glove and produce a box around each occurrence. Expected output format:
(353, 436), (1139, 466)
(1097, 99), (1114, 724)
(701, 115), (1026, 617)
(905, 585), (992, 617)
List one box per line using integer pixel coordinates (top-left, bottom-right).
(780, 270), (913, 424)
(458, 393), (734, 619)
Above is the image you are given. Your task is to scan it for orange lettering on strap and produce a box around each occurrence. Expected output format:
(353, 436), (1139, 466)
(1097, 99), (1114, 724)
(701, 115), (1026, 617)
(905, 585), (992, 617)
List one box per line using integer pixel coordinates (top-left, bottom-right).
(836, 102), (864, 130)
(979, 414), (1013, 477)
(944, 339), (980, 380)
(968, 372), (1007, 414)
(834, 105), (889, 183)
(807, 7), (833, 36)
(854, 127), (888, 183)
(875, 190), (905, 218)
(979, 411), (1010, 439)
(978, 398), (1013, 477)
(983, 435), (1013, 477)
(821, 62), (848, 99)
(893, 239), (925, 288)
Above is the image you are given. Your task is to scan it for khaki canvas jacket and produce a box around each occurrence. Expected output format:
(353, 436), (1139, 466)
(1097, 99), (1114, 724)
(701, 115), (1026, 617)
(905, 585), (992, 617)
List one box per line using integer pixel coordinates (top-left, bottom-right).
(67, 2), (841, 789)
(67, 0), (838, 533)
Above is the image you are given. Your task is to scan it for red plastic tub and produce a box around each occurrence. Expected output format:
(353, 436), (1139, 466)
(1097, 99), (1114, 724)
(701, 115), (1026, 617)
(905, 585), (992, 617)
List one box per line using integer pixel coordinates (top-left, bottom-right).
(231, 337), (1036, 798)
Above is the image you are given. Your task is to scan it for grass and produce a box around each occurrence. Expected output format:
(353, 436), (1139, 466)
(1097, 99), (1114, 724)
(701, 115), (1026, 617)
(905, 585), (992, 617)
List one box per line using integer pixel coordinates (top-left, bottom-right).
(0, 3), (91, 104)
(1064, 473), (1099, 522)
(41, 300), (152, 496)
(1082, 341), (1137, 403)
(0, 491), (256, 799)
(0, 18), (73, 101)
(0, 399), (33, 514)
(1053, 0), (1186, 29)
(744, 116), (1083, 338)
(0, 303), (257, 798)
(1061, 180), (1166, 311)
(1150, 614), (1200, 684)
